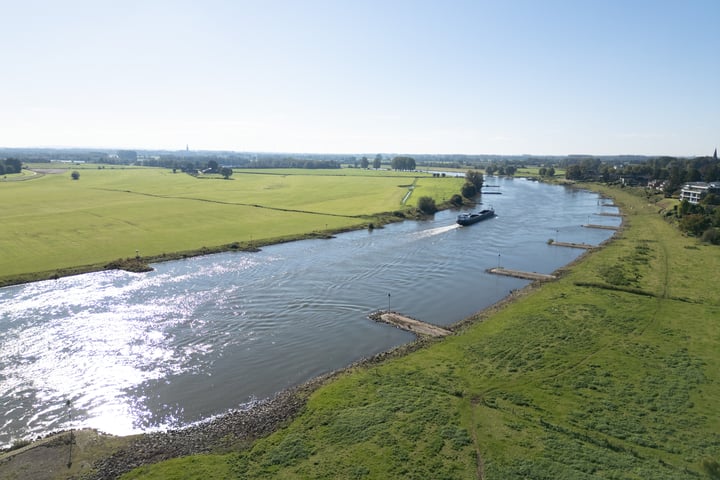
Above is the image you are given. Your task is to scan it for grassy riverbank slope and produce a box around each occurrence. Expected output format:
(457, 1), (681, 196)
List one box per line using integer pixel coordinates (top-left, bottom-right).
(121, 185), (720, 479)
(0, 166), (463, 286)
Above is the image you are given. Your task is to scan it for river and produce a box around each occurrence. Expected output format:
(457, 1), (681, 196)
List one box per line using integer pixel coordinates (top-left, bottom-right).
(0, 177), (620, 447)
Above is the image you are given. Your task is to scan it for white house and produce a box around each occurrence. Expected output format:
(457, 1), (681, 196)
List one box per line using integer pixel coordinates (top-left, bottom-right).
(679, 182), (720, 204)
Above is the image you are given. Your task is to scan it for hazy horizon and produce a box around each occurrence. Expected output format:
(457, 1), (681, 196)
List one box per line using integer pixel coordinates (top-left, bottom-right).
(0, 144), (709, 159)
(2, 1), (718, 157)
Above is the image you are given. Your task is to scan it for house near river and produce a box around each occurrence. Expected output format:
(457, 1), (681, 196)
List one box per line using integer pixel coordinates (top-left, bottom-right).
(679, 181), (720, 204)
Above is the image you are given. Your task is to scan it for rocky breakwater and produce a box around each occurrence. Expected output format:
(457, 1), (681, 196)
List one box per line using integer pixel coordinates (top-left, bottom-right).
(88, 389), (305, 480)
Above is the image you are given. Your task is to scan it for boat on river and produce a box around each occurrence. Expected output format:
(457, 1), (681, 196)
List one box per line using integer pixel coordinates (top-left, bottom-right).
(456, 208), (495, 226)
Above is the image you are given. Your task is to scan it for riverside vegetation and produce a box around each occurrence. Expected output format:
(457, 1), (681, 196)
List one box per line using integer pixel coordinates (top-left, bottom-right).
(118, 184), (720, 479)
(1, 168), (718, 479)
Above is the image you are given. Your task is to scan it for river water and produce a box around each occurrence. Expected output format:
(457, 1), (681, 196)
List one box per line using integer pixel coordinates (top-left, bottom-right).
(0, 178), (620, 447)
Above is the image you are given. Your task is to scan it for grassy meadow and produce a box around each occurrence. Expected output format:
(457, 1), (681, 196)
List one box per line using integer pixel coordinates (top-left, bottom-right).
(0, 166), (464, 285)
(120, 185), (720, 479)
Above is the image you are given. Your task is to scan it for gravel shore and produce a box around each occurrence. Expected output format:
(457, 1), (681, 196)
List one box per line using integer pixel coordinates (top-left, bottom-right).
(85, 387), (306, 480)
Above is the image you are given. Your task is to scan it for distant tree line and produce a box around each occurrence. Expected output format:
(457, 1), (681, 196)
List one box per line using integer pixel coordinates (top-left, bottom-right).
(247, 158), (341, 169)
(0, 158), (22, 175)
(168, 157), (341, 173)
(353, 154), (383, 169)
(575, 153), (720, 244)
(564, 155), (720, 192)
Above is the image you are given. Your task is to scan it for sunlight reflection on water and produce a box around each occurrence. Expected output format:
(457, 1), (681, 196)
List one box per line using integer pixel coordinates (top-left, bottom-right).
(0, 178), (620, 447)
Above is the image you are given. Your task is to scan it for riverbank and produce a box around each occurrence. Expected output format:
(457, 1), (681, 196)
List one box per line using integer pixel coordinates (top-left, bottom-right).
(0, 207), (446, 289)
(115, 185), (719, 478)
(1, 181), (624, 480)
(0, 323), (448, 480)
(0, 204), (618, 479)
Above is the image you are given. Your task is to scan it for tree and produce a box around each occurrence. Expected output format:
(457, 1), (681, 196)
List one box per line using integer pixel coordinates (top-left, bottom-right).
(565, 164), (583, 180)
(373, 155), (382, 169)
(391, 156), (416, 171)
(3, 158), (22, 174)
(417, 196), (437, 214)
(461, 182), (477, 198)
(465, 170), (484, 190)
(547, 166), (556, 177)
(360, 157), (370, 169)
(117, 150), (138, 163)
(701, 228), (720, 245)
(680, 214), (711, 237)
(449, 194), (463, 206)
(485, 165), (496, 176)
(220, 167), (233, 179)
(207, 160), (219, 173)
(700, 193), (720, 206)
(71, 171), (80, 180)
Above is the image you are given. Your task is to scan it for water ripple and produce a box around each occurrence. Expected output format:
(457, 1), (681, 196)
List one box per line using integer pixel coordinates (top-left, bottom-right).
(0, 178), (619, 447)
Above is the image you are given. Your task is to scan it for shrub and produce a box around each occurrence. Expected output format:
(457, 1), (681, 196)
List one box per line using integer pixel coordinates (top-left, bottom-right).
(701, 228), (720, 245)
(461, 182), (477, 198)
(449, 194), (463, 206)
(702, 459), (720, 479)
(71, 171), (80, 180)
(417, 196), (438, 214)
(680, 214), (710, 236)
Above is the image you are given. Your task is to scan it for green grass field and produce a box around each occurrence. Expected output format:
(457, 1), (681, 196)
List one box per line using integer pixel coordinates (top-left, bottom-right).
(120, 185), (720, 479)
(0, 166), (464, 285)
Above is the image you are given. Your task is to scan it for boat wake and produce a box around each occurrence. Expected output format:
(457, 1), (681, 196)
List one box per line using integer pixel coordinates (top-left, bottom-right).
(410, 224), (459, 240)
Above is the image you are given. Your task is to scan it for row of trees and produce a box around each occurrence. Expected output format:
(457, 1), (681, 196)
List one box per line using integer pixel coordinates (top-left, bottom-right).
(538, 166), (556, 177)
(391, 156), (417, 171)
(357, 154), (383, 169)
(484, 164), (517, 176)
(246, 158), (341, 169)
(564, 155), (720, 193)
(0, 158), (22, 175)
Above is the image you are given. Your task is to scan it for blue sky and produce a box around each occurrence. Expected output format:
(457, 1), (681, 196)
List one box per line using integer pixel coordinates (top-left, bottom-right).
(1, 0), (718, 156)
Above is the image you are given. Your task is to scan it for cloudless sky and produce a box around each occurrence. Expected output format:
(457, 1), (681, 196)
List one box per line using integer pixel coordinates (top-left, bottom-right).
(1, 0), (719, 156)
